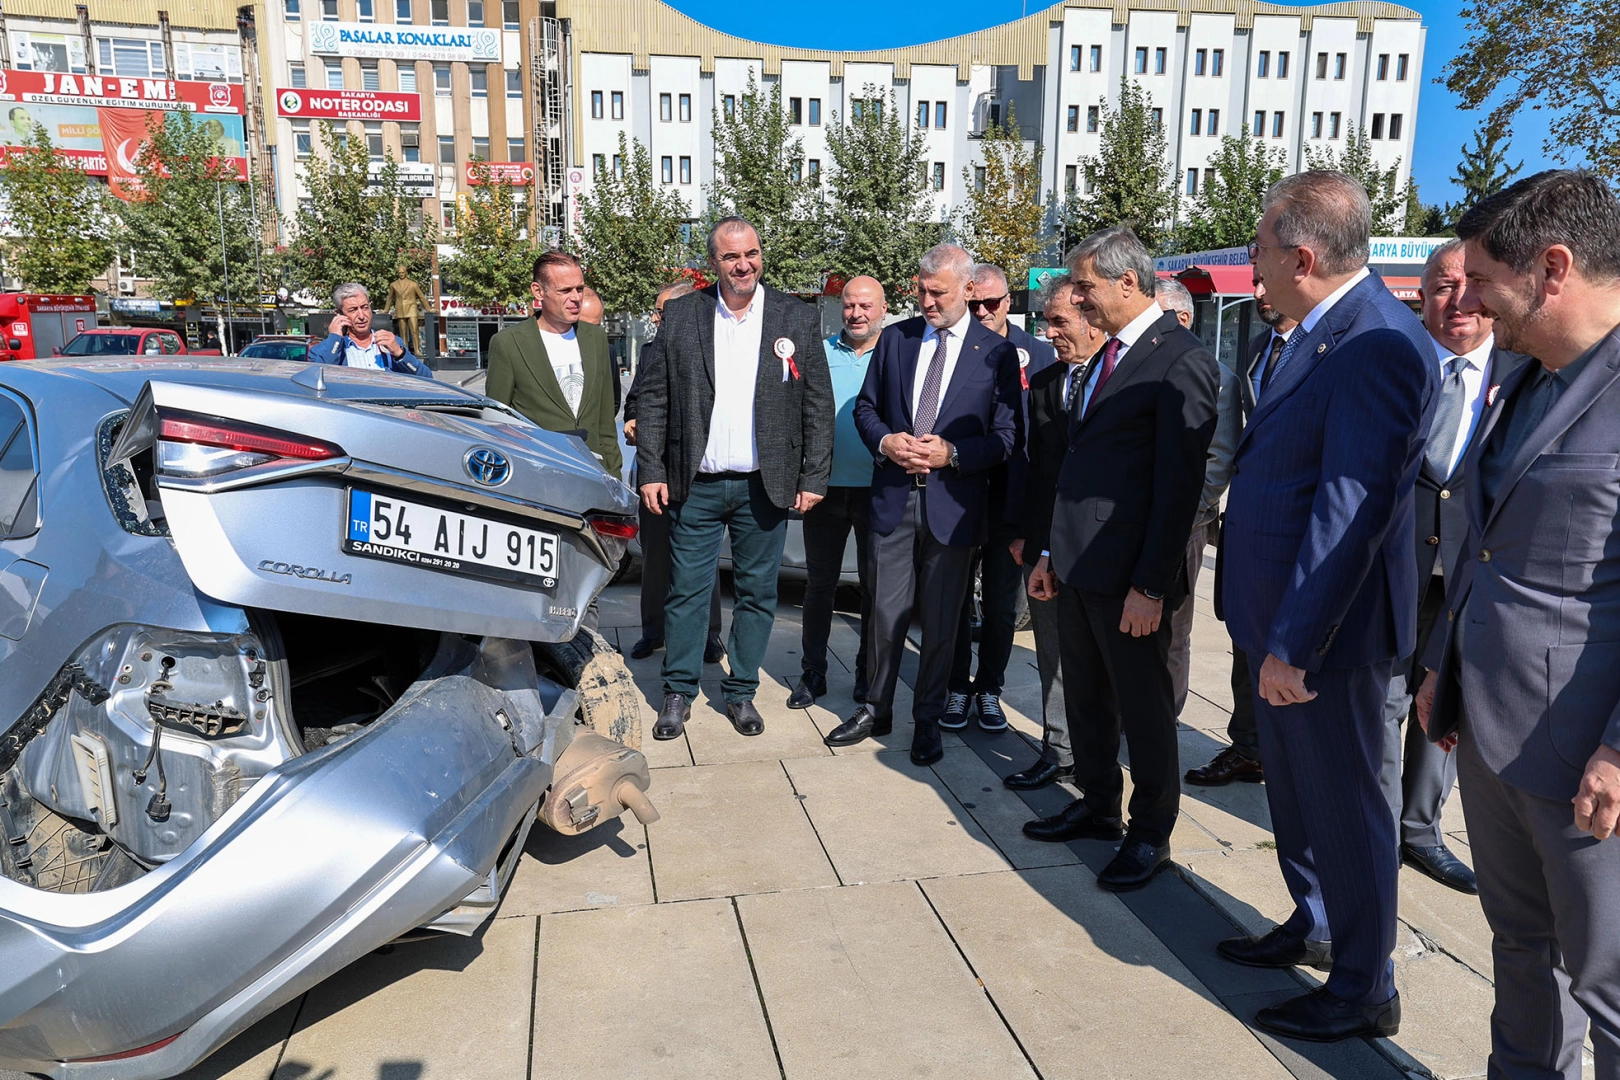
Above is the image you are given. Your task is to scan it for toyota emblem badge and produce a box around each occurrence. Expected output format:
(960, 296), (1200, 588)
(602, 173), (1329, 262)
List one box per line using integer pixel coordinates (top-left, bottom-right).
(464, 446), (511, 486)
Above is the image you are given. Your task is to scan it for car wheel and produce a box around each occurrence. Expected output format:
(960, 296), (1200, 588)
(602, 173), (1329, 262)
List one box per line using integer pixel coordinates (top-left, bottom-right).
(533, 628), (643, 750)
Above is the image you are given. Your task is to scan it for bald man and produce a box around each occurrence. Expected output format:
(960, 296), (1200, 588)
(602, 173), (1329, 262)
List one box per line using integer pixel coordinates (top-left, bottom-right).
(789, 276), (885, 709)
(580, 286), (605, 326)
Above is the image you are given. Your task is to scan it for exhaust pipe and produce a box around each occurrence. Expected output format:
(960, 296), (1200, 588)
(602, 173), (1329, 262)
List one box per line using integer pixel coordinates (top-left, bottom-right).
(537, 733), (659, 836)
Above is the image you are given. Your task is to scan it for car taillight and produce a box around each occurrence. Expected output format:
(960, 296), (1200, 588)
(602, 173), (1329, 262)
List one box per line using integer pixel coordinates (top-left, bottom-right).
(157, 410), (343, 478)
(587, 515), (638, 540)
(72, 1031), (184, 1062)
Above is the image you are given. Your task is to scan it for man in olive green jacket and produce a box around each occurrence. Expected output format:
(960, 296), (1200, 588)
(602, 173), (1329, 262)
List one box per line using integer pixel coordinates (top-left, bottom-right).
(486, 251), (622, 475)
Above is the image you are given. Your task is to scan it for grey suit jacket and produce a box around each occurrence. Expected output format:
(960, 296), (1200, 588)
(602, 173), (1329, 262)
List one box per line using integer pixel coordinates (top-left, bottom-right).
(633, 284), (833, 509)
(1425, 329), (1620, 802)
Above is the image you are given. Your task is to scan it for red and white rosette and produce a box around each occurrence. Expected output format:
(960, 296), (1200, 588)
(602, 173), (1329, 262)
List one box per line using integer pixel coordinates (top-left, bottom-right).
(775, 336), (799, 381)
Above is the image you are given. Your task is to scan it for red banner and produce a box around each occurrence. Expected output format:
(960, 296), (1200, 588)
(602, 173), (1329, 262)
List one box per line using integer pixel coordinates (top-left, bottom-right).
(0, 69), (243, 113)
(465, 161), (533, 186)
(99, 106), (156, 199)
(274, 87), (421, 122)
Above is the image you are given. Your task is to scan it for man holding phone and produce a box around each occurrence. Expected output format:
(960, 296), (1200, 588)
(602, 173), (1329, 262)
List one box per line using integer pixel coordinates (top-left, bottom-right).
(310, 282), (432, 378)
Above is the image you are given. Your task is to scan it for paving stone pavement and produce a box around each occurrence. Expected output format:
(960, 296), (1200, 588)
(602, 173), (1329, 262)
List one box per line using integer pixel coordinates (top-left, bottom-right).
(116, 564), (1577, 1080)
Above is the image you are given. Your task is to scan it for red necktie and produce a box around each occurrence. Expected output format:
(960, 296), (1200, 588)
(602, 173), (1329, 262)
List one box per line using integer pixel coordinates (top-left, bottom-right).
(1084, 337), (1122, 418)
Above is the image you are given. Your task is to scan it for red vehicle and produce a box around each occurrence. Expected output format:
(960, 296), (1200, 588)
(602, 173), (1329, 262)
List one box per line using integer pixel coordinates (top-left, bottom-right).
(0, 293), (98, 361)
(57, 326), (203, 357)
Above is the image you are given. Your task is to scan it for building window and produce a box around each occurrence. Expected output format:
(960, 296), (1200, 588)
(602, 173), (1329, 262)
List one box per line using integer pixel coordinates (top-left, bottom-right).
(976, 165), (986, 190)
(989, 102), (1001, 127)
(396, 0), (411, 19)
(916, 100), (929, 128)
(789, 96), (802, 124)
(439, 134), (456, 163)
(1377, 53), (1389, 80)
(322, 0), (338, 18)
(503, 0), (519, 29)
(327, 63), (345, 90)
(401, 123), (419, 161)
(661, 155), (672, 184)
(507, 136), (523, 160)
(1371, 113), (1385, 139)
(441, 203), (455, 232)
(1311, 111), (1323, 138)
(1209, 108), (1220, 135)
(722, 94), (735, 119)
(591, 90), (603, 118)
(1330, 111), (1341, 138)
(1277, 51), (1289, 78)
(506, 69), (522, 98)
(1155, 47), (1167, 74)
(1090, 44), (1101, 72)
(1070, 45), (1081, 71)
(1151, 107), (1162, 130)
(1397, 53), (1409, 80)
(680, 93), (692, 121)
(808, 98), (820, 125)
(1186, 168), (1198, 195)
(611, 91), (624, 119)
(434, 64), (451, 95)
(361, 61), (380, 91)
(1253, 109), (1265, 134)
(592, 153), (606, 174)
(293, 122), (311, 158)
(1389, 113), (1404, 141)
(681, 155), (693, 183)
(1086, 105), (1099, 132)
(1190, 109), (1202, 135)
(1271, 111), (1284, 138)
(1064, 164), (1077, 192)
(468, 0), (483, 24)
(398, 66), (417, 92)
(1134, 47), (1147, 74)
(1212, 49), (1224, 76)
(1067, 105), (1079, 132)
(472, 135), (489, 158)
(1257, 50), (1270, 78)
(1334, 52), (1346, 79)
(366, 123), (384, 161)
(289, 62), (306, 87)
(431, 0), (449, 24)
(1315, 51), (1328, 79)
(931, 162), (944, 191)
(1194, 49), (1206, 76)
(285, 0), (300, 21)
(660, 93), (672, 122)
(611, 154), (623, 177)
(98, 37), (165, 78)
(790, 159), (802, 182)
(357, 0), (374, 20)
(470, 68), (487, 98)
(935, 102), (947, 128)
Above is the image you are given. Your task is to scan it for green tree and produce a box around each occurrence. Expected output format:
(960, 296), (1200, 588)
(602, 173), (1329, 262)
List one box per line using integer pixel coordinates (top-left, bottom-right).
(0, 124), (114, 292)
(283, 122), (435, 303)
(822, 86), (938, 305)
(1403, 179), (1448, 236)
(697, 71), (823, 291)
(1305, 126), (1406, 233)
(1445, 122), (1523, 222)
(1064, 77), (1179, 252)
(440, 160), (536, 309)
(118, 111), (261, 342)
(954, 107), (1047, 280)
(1442, 0), (1619, 180)
(572, 133), (689, 316)
(1174, 125), (1287, 252)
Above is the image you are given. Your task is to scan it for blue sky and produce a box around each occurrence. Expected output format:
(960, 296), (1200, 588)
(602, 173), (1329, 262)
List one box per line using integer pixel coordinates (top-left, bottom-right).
(666, 0), (1558, 211)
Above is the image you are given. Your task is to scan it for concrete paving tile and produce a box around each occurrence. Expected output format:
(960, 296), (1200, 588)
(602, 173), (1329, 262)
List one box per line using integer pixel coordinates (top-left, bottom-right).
(1388, 942), (1494, 1080)
(1174, 728), (1275, 849)
(1180, 690), (1237, 735)
(593, 586), (643, 630)
(175, 1000), (301, 1080)
(533, 899), (778, 1080)
(785, 752), (1010, 883)
(503, 812), (655, 915)
(930, 743), (1081, 869)
(922, 866), (1292, 1080)
(645, 760), (839, 900)
(1178, 846), (1299, 940)
(683, 683), (834, 765)
(737, 881), (1038, 1080)
(274, 917), (535, 1080)
(1397, 861), (1493, 978)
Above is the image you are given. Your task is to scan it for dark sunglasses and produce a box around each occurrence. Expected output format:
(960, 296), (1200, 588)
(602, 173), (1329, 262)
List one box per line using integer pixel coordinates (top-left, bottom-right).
(968, 295), (1008, 312)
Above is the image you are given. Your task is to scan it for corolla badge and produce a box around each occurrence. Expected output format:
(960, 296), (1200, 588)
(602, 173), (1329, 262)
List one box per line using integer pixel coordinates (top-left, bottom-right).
(464, 446), (511, 486)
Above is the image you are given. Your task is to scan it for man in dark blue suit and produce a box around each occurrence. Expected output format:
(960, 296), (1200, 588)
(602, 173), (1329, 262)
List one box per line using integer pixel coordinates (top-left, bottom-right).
(1218, 170), (1438, 1041)
(825, 244), (1022, 765)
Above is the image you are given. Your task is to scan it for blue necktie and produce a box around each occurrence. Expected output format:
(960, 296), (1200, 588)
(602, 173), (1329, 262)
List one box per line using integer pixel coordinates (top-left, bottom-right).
(1259, 333), (1300, 397)
(1424, 356), (1469, 480)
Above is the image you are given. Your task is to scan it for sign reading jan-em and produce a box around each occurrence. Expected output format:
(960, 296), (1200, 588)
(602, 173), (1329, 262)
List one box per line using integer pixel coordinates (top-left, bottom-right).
(307, 21), (501, 63)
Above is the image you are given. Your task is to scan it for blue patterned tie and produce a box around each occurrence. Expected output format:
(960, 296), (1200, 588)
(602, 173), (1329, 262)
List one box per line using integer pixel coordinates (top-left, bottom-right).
(914, 329), (949, 436)
(1259, 333), (1300, 397)
(1424, 357), (1469, 479)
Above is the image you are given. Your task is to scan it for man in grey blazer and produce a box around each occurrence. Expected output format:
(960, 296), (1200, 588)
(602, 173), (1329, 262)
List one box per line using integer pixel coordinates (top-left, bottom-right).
(1418, 169), (1620, 1080)
(635, 217), (834, 740)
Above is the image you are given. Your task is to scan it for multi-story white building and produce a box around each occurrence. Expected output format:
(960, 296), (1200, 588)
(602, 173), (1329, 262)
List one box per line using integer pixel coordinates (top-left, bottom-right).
(558, 0), (1424, 228)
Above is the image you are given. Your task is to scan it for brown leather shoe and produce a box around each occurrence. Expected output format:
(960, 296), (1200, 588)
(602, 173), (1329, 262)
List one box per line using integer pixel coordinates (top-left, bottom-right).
(1184, 746), (1264, 786)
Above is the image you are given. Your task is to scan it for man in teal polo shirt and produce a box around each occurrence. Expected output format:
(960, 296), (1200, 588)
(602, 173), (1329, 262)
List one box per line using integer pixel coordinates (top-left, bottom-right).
(787, 276), (887, 709)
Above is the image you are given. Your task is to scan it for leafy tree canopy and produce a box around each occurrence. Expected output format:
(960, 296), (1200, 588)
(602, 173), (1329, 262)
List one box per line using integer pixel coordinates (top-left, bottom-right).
(955, 106), (1047, 281)
(1064, 77), (1180, 253)
(572, 132), (690, 316)
(0, 124), (114, 292)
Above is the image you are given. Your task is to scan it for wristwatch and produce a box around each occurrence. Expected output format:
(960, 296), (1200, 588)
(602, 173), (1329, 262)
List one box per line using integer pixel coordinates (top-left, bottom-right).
(948, 443), (960, 469)
(1139, 587), (1165, 602)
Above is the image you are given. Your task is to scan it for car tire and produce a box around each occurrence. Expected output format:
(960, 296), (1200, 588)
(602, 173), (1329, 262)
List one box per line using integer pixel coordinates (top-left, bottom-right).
(533, 628), (643, 750)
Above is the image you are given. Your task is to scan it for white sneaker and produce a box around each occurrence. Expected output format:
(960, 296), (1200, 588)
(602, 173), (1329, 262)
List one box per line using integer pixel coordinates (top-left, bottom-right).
(939, 692), (971, 730)
(977, 694), (1008, 731)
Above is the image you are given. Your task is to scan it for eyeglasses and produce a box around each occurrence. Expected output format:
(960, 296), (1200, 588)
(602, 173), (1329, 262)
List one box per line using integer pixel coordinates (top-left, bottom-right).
(1248, 241), (1288, 262)
(968, 295), (1007, 312)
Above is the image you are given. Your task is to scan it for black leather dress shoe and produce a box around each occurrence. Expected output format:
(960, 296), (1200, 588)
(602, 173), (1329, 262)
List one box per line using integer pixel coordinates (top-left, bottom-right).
(1184, 746), (1265, 786)
(726, 700), (764, 736)
(704, 635), (727, 665)
(1401, 843), (1478, 894)
(824, 706), (890, 747)
(653, 693), (689, 741)
(1098, 838), (1172, 892)
(1255, 987), (1400, 1042)
(1022, 800), (1125, 842)
(910, 719), (944, 766)
(630, 635), (664, 660)
(1003, 760), (1075, 791)
(786, 672), (827, 710)
(1217, 926), (1333, 971)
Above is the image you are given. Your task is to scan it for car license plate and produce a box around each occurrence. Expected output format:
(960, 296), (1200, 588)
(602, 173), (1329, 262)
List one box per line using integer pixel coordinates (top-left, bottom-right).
(343, 489), (559, 589)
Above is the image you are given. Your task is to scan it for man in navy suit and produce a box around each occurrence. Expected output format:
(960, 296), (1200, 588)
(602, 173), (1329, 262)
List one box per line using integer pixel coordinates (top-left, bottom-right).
(825, 244), (1022, 765)
(1218, 171), (1438, 1041)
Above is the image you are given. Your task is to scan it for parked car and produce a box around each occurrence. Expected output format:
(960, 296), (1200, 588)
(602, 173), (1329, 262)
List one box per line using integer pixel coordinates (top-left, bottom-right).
(57, 327), (222, 358)
(0, 357), (651, 1079)
(238, 334), (319, 362)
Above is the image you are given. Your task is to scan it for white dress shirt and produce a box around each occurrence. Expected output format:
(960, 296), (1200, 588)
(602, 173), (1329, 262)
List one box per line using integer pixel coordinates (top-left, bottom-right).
(1429, 332), (1495, 478)
(1081, 301), (1164, 414)
(700, 287), (765, 474)
(910, 308), (975, 423)
(1299, 266), (1371, 334)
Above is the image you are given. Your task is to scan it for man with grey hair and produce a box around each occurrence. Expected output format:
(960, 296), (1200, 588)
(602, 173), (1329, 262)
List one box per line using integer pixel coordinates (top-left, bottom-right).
(826, 244), (1021, 766)
(1218, 170), (1436, 1041)
(1156, 276), (1196, 328)
(309, 282), (432, 377)
(1021, 226), (1218, 894)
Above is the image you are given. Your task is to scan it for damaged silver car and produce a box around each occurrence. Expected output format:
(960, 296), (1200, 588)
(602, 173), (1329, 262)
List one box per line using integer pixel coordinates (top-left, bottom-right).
(0, 358), (655, 1079)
